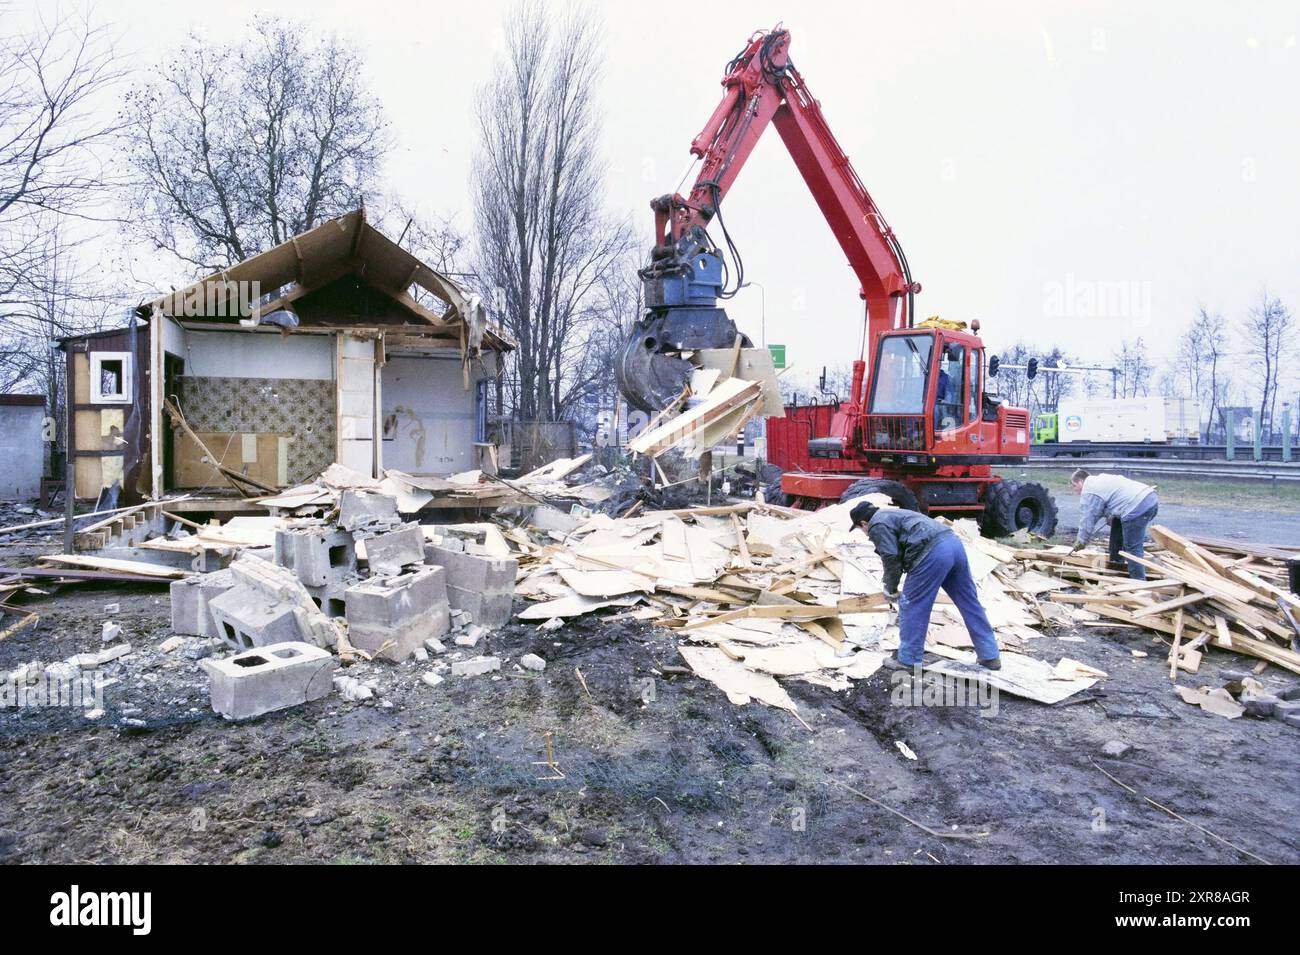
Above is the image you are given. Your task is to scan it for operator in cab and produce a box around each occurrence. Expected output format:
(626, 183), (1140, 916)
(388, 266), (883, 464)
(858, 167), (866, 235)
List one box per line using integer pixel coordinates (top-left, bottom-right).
(1068, 468), (1160, 579)
(849, 500), (1002, 671)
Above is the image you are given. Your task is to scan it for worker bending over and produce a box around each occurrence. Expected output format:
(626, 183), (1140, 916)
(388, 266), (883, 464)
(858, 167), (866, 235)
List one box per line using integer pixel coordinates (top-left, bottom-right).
(850, 501), (1001, 671)
(1068, 469), (1159, 579)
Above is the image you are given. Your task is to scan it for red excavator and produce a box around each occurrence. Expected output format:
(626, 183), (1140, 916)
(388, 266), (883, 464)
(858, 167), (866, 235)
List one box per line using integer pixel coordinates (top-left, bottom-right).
(615, 27), (1057, 537)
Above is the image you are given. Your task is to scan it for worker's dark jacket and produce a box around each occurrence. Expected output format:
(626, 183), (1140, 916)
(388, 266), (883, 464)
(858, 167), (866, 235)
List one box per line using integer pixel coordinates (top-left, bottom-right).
(866, 510), (952, 594)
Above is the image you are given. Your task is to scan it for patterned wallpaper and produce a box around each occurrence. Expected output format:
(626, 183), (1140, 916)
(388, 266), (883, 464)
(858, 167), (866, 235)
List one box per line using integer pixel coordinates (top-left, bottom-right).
(177, 376), (335, 484)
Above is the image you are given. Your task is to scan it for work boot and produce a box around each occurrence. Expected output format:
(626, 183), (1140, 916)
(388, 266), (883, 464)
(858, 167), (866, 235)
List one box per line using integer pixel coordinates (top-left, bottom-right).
(977, 656), (1002, 671)
(882, 651), (933, 671)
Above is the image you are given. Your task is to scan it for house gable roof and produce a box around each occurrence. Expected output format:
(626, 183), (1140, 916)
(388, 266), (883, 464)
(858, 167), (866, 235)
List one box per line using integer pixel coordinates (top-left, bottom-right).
(137, 209), (511, 352)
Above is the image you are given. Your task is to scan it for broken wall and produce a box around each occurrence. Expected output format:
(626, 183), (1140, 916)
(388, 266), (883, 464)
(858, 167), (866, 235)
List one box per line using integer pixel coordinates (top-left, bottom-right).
(170, 328), (336, 488)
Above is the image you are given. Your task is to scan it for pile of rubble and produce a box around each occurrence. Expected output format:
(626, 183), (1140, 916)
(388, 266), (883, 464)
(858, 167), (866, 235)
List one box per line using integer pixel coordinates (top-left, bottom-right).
(499, 494), (1107, 716)
(170, 482), (517, 720)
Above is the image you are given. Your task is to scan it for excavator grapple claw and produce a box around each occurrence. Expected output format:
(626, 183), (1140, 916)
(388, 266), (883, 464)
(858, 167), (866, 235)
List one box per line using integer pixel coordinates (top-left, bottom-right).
(615, 308), (750, 414)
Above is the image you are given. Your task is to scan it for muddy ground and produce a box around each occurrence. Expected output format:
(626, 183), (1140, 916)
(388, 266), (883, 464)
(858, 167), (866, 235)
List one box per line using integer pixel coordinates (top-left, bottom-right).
(2, 567), (1297, 865)
(2, 491), (1298, 865)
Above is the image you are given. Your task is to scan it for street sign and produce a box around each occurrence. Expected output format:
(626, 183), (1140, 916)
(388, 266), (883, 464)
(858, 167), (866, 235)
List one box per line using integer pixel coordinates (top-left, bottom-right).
(768, 343), (786, 369)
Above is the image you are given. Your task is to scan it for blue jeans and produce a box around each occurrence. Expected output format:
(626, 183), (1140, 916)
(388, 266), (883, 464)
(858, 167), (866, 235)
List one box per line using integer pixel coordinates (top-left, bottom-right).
(1108, 502), (1158, 580)
(897, 533), (1000, 665)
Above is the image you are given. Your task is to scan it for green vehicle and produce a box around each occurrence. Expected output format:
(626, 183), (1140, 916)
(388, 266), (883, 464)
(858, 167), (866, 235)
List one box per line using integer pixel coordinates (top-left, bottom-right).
(1033, 412), (1058, 444)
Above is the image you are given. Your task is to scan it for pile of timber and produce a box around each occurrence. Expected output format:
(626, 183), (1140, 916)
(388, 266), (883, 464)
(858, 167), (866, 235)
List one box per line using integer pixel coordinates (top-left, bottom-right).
(1020, 526), (1300, 677)
(503, 495), (1104, 714)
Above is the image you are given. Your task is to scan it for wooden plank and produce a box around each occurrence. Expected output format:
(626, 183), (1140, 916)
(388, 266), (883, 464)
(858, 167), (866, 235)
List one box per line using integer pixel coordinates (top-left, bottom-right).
(39, 554), (192, 579)
(1131, 590), (1206, 620)
(1169, 607), (1185, 680)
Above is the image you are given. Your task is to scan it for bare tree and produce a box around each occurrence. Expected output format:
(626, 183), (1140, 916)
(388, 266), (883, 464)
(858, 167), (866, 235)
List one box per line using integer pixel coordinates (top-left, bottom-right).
(1113, 338), (1154, 398)
(1170, 307), (1228, 439)
(0, 5), (123, 401)
(1243, 289), (1293, 440)
(122, 17), (388, 270)
(471, 1), (635, 424)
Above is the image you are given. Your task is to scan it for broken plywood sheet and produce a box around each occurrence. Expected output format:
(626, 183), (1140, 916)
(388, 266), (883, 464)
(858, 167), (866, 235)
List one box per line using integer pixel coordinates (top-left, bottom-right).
(678, 645), (797, 712)
(517, 591), (641, 620)
(557, 566), (654, 598)
(1174, 685), (1245, 719)
(923, 651), (1098, 704)
(627, 376), (761, 457)
(693, 346), (785, 417)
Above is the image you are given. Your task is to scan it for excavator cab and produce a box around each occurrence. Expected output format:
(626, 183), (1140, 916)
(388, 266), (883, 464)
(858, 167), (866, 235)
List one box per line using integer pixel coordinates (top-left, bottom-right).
(616, 26), (1057, 537)
(863, 326), (1020, 462)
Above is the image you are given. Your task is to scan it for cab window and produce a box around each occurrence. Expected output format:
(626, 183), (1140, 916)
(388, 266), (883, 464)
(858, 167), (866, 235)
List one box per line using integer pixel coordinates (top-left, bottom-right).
(869, 334), (933, 414)
(934, 342), (965, 432)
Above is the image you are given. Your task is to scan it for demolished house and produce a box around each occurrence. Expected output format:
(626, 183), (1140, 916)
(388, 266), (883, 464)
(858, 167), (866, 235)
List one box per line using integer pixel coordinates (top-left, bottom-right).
(57, 209), (512, 507)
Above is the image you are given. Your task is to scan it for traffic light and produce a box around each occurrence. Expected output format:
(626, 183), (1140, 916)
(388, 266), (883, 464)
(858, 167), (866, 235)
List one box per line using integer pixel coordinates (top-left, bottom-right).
(1027, 357), (1039, 380)
(988, 355), (1000, 377)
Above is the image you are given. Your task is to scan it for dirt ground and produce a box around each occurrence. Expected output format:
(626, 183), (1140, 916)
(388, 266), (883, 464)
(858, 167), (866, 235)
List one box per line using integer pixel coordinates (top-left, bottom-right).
(2, 566), (1297, 865)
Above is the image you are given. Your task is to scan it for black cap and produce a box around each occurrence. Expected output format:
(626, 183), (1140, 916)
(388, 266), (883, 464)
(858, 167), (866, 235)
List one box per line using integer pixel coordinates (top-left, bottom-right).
(849, 500), (879, 531)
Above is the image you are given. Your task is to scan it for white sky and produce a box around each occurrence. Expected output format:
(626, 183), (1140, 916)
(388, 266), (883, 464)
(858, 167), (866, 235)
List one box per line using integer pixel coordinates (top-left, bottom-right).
(32, 0), (1300, 398)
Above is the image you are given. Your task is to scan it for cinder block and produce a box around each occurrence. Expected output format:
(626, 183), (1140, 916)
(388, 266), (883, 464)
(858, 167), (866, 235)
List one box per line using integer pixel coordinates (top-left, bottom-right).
(201, 642), (335, 720)
(451, 655), (501, 677)
(274, 523), (356, 587)
(427, 546), (517, 628)
(208, 555), (339, 651)
(209, 585), (304, 650)
(339, 489), (399, 531)
(169, 568), (235, 638)
(362, 522), (425, 576)
(345, 566), (450, 661)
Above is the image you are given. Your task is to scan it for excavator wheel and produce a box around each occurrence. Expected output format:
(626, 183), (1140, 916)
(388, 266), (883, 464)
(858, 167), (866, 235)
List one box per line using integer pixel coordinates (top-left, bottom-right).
(839, 478), (923, 514)
(762, 474), (790, 507)
(979, 480), (1058, 538)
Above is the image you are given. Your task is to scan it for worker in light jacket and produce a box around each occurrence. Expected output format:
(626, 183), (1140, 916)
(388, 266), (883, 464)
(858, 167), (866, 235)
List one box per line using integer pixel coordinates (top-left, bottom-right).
(850, 501), (1001, 671)
(1068, 468), (1159, 579)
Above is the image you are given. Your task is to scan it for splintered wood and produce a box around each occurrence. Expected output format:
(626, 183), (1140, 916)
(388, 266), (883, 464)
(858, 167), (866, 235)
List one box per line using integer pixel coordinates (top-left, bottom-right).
(1014, 525), (1300, 678)
(508, 494), (1103, 714)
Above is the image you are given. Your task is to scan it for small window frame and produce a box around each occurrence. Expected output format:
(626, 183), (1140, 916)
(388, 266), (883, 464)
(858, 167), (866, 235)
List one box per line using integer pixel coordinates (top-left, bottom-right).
(90, 352), (133, 405)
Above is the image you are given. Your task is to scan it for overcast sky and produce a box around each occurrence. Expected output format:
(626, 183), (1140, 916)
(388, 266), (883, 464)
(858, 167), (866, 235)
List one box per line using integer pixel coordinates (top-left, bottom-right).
(31, 0), (1300, 396)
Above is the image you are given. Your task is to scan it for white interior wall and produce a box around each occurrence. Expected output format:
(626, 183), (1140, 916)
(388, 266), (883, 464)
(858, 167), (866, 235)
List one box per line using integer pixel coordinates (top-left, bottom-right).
(381, 350), (486, 476)
(174, 329), (335, 379)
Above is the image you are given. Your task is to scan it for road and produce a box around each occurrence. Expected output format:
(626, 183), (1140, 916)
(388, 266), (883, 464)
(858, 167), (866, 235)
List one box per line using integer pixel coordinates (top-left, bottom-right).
(1053, 493), (1300, 548)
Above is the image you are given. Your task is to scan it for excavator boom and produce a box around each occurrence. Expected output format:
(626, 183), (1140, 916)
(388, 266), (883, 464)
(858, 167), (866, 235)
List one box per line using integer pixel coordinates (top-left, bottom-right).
(617, 27), (918, 413)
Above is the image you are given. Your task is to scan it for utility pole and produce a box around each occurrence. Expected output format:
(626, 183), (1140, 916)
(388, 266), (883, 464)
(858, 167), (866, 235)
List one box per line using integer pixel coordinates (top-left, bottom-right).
(741, 281), (766, 347)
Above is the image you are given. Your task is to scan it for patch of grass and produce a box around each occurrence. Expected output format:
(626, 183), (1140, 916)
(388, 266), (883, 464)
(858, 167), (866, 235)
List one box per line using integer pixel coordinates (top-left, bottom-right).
(997, 467), (1300, 513)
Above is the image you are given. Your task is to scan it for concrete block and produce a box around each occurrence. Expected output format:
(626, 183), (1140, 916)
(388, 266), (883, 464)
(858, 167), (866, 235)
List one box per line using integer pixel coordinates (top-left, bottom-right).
(202, 642), (335, 720)
(427, 546), (517, 628)
(421, 672), (444, 687)
(345, 566), (450, 661)
(520, 653), (546, 672)
(363, 523), (425, 576)
(169, 568), (235, 638)
(274, 523), (356, 587)
(209, 585), (305, 651)
(1273, 699), (1300, 721)
(208, 556), (338, 651)
(339, 489), (400, 531)
(451, 655), (501, 677)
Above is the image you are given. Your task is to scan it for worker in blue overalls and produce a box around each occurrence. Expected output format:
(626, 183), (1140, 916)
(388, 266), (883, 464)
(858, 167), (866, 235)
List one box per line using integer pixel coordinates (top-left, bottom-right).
(850, 501), (1002, 670)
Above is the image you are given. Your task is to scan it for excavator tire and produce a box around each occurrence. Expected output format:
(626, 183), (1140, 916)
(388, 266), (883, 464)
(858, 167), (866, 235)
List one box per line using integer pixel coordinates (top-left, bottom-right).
(979, 480), (1058, 538)
(763, 475), (790, 507)
(839, 478), (923, 514)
